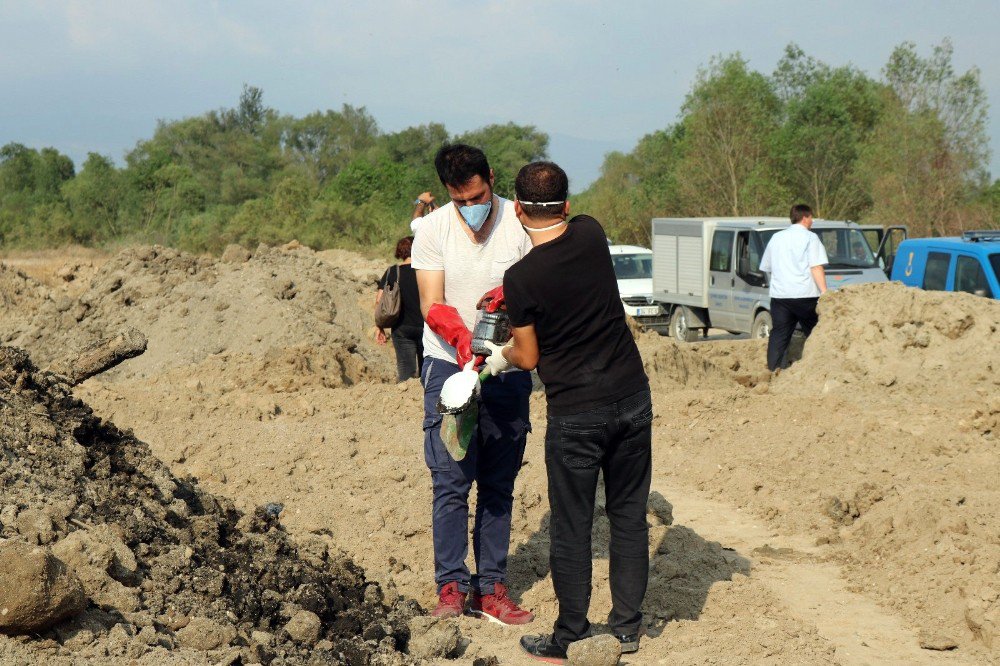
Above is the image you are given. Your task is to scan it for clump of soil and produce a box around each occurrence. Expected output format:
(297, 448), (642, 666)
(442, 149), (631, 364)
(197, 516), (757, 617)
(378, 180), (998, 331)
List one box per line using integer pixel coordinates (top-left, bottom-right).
(11, 244), (395, 385)
(0, 346), (417, 664)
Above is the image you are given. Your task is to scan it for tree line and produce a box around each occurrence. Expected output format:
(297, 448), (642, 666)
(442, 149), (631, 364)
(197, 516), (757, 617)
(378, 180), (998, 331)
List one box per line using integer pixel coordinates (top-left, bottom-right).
(578, 40), (999, 245)
(0, 87), (547, 254)
(1, 40), (997, 255)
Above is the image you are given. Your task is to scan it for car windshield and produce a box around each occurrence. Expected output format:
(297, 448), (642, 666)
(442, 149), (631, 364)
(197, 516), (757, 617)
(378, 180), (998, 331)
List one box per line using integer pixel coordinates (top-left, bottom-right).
(758, 228), (877, 268)
(990, 254), (1000, 285)
(612, 253), (653, 279)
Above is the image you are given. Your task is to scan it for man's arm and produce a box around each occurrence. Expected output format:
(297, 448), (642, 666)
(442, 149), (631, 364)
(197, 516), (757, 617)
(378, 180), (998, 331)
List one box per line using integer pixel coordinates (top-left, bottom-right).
(412, 191), (436, 220)
(416, 268), (474, 367)
(503, 324), (540, 371)
(811, 265), (828, 294)
(808, 234), (829, 294)
(416, 269), (445, 319)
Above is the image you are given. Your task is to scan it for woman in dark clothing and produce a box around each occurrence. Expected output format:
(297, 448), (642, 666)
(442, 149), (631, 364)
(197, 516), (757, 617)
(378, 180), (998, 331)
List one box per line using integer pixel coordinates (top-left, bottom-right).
(376, 236), (424, 381)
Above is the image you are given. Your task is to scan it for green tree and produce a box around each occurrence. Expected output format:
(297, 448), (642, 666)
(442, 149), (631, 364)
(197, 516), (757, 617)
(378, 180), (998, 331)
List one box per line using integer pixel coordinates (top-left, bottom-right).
(771, 44), (831, 105)
(34, 148), (76, 199)
(61, 153), (123, 241)
(0, 143), (39, 195)
(772, 53), (884, 218)
(674, 55), (787, 216)
(282, 105), (380, 184)
(858, 40), (991, 236)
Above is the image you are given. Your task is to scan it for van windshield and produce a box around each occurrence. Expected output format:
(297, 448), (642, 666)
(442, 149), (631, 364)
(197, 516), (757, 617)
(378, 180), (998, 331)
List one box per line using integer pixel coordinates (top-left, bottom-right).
(612, 253), (653, 279)
(758, 227), (877, 269)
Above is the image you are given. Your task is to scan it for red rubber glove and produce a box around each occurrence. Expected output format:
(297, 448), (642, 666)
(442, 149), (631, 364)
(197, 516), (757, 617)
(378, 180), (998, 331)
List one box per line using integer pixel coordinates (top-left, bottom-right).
(476, 285), (506, 313)
(426, 303), (473, 367)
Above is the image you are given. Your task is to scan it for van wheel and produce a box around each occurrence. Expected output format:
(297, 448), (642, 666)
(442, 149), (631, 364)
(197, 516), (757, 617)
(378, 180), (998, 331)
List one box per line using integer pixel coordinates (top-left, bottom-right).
(751, 311), (772, 339)
(670, 308), (699, 343)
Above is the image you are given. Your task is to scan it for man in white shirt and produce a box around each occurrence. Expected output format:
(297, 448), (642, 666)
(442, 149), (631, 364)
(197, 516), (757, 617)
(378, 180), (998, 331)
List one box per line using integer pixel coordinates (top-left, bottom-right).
(759, 204), (828, 371)
(410, 144), (535, 624)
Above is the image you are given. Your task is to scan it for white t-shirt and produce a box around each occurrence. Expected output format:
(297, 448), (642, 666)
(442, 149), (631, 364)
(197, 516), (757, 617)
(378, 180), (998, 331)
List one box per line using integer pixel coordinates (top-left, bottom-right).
(410, 217), (422, 234)
(759, 224), (829, 299)
(411, 197), (532, 364)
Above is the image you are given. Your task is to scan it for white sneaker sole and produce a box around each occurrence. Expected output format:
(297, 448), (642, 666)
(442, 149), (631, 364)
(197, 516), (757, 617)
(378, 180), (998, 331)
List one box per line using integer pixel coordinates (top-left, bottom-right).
(467, 609), (534, 626)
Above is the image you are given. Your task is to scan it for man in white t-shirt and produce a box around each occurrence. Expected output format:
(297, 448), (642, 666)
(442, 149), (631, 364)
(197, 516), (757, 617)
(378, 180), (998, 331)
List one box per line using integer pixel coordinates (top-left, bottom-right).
(759, 203), (829, 371)
(410, 144), (534, 624)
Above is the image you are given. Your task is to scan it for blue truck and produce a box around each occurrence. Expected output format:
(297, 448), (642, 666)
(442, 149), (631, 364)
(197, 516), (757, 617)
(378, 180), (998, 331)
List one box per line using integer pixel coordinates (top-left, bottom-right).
(890, 231), (1000, 299)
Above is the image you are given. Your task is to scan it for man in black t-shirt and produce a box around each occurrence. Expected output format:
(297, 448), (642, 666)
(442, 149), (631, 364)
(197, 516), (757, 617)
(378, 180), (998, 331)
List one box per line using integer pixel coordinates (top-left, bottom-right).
(481, 162), (652, 661)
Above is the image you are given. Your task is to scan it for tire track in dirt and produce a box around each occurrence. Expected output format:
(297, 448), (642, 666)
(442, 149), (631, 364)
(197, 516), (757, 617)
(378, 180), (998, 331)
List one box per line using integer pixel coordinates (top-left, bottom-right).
(658, 481), (976, 665)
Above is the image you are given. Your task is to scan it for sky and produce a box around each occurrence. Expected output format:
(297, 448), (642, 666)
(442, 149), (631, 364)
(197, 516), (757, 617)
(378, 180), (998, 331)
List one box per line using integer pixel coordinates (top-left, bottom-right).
(2, 1), (999, 193)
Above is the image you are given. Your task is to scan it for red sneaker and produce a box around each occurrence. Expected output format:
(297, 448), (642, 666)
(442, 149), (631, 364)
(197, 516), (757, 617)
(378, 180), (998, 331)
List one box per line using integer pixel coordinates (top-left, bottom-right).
(469, 583), (534, 625)
(431, 582), (466, 619)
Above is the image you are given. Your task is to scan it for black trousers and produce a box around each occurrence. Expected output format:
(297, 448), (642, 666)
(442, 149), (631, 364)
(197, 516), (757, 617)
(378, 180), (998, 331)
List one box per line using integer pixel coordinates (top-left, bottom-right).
(391, 325), (424, 381)
(545, 389), (653, 650)
(767, 297), (819, 371)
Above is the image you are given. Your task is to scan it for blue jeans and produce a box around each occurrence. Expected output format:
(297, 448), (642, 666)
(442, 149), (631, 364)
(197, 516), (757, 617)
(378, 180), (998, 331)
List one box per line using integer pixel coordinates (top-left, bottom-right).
(546, 389), (652, 649)
(421, 357), (532, 594)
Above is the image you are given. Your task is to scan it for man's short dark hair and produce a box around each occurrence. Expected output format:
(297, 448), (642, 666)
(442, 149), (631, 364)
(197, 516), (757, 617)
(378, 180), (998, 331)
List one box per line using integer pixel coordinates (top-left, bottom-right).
(515, 162), (569, 219)
(434, 144), (491, 188)
(790, 204), (813, 224)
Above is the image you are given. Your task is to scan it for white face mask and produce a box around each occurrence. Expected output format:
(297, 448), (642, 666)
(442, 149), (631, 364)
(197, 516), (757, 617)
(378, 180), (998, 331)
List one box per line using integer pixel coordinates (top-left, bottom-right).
(518, 200), (566, 233)
(523, 220), (567, 233)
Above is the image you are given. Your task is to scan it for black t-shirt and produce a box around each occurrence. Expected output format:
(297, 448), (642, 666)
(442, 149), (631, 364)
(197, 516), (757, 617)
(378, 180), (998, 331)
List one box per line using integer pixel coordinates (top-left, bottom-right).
(378, 264), (423, 331)
(504, 215), (648, 416)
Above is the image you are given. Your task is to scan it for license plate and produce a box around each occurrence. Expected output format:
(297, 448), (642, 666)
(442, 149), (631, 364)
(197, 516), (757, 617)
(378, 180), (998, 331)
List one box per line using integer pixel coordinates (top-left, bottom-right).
(635, 306), (659, 316)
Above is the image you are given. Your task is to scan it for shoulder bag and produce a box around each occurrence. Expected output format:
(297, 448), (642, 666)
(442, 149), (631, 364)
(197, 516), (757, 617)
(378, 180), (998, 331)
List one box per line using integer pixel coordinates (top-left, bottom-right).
(374, 265), (402, 328)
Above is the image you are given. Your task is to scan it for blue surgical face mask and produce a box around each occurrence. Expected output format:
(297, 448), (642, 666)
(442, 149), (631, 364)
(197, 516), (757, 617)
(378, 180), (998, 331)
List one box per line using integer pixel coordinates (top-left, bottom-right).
(459, 200), (492, 232)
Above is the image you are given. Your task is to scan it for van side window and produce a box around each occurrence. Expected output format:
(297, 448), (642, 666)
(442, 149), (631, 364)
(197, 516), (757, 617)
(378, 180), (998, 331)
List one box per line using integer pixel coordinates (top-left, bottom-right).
(710, 231), (734, 272)
(923, 252), (951, 291)
(955, 256), (993, 298)
(735, 231), (766, 287)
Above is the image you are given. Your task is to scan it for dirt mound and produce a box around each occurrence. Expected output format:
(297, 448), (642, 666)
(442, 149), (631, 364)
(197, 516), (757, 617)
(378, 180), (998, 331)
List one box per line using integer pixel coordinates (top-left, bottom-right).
(635, 333), (744, 389)
(0, 263), (49, 341)
(779, 282), (1000, 401)
(0, 346), (417, 664)
(11, 244), (394, 385)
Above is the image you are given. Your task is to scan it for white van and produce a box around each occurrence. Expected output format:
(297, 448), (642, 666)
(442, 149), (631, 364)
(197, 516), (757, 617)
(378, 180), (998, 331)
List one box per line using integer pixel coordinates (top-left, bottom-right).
(609, 245), (669, 334)
(650, 217), (897, 342)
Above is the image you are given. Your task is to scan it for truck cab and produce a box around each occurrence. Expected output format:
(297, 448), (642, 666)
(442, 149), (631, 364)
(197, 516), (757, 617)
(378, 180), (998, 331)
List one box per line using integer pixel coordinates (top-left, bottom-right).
(651, 217), (897, 342)
(609, 245), (670, 334)
(890, 231), (1000, 299)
